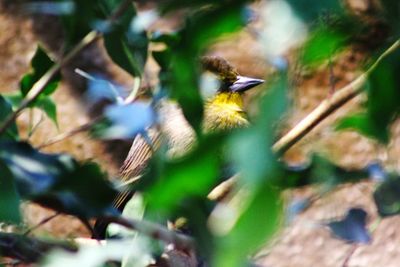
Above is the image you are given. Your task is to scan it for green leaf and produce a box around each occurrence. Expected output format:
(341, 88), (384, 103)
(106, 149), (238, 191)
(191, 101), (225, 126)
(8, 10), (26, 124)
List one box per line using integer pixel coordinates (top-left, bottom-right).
(301, 26), (346, 66)
(337, 49), (400, 143)
(280, 154), (370, 188)
(100, 1), (148, 77)
(336, 113), (388, 143)
(365, 51), (400, 142)
(145, 135), (224, 213)
(152, 49), (172, 72)
(0, 161), (21, 223)
(150, 31), (180, 46)
(36, 96), (58, 127)
(336, 49), (400, 143)
(213, 73), (287, 266)
(16, 46), (60, 127)
(380, 0), (400, 38)
(286, 0), (344, 23)
(214, 183), (282, 267)
(20, 46), (60, 97)
(57, 0), (96, 48)
(159, 0), (221, 13)
(5, 93), (58, 127)
(229, 72), (288, 185)
(0, 95), (19, 141)
(107, 193), (146, 238)
(374, 175), (400, 217)
(0, 141), (118, 218)
(328, 208), (371, 244)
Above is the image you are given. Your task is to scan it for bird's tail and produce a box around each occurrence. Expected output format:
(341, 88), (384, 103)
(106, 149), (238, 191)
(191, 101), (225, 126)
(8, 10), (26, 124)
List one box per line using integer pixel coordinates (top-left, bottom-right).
(92, 190), (134, 239)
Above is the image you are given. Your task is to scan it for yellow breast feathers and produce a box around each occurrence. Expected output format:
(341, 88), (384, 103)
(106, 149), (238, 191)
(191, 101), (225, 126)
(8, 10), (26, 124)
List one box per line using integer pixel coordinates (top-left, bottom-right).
(204, 92), (249, 131)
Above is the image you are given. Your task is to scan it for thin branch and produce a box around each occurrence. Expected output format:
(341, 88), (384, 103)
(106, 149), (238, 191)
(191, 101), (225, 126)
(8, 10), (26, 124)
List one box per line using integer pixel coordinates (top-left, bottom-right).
(0, 0), (134, 136)
(97, 215), (194, 251)
(0, 232), (77, 263)
(272, 39), (400, 155)
(0, 214), (193, 263)
(37, 118), (99, 149)
(23, 212), (60, 236)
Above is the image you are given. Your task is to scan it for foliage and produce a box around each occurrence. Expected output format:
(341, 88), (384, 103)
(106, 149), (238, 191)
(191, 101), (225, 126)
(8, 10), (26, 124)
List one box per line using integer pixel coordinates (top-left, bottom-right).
(5, 46), (60, 126)
(0, 141), (118, 219)
(1, 0), (400, 266)
(328, 208), (371, 244)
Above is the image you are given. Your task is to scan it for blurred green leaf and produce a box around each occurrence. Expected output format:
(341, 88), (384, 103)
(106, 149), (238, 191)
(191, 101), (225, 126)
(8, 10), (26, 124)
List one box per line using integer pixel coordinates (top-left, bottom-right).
(164, 4), (245, 132)
(229, 72), (288, 185)
(0, 161), (21, 223)
(380, 0), (400, 38)
(107, 193), (146, 238)
(281, 154), (370, 188)
(214, 183), (282, 267)
(159, 0), (221, 13)
(301, 26), (346, 66)
(365, 50), (400, 142)
(328, 208), (371, 244)
(374, 175), (400, 217)
(152, 49), (172, 71)
(0, 95), (19, 141)
(188, 5), (245, 50)
(337, 49), (400, 143)
(91, 102), (156, 140)
(0, 232), (77, 263)
(150, 31), (180, 46)
(336, 113), (388, 142)
(212, 72), (287, 266)
(56, 0), (95, 48)
(99, 1), (148, 77)
(178, 198), (215, 261)
(286, 0), (344, 23)
(145, 134), (224, 213)
(0, 141), (118, 218)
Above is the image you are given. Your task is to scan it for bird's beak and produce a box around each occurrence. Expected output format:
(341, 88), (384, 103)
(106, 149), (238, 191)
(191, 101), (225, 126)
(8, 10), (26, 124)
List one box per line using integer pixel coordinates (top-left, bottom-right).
(229, 76), (265, 92)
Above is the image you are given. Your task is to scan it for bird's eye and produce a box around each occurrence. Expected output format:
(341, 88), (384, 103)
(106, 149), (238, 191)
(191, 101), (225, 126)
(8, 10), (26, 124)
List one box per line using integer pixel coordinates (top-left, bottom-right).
(200, 72), (222, 99)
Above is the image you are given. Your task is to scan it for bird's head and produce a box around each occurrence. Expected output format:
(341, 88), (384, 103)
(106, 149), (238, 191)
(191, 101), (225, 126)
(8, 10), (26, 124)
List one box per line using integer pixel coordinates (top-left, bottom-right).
(200, 56), (265, 131)
(201, 56), (264, 94)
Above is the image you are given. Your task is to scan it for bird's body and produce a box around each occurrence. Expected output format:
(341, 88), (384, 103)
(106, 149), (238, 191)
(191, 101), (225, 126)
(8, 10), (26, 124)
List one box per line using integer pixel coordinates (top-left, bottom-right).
(114, 91), (249, 209)
(94, 56), (264, 237)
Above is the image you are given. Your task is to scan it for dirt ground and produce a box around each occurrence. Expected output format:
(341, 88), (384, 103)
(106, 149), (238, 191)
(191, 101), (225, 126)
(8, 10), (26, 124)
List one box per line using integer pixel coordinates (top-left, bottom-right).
(1, 1), (400, 266)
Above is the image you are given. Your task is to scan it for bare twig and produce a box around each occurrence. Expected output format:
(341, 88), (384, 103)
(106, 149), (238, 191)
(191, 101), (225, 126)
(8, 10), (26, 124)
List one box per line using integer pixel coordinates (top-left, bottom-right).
(37, 118), (99, 149)
(0, 0), (134, 136)
(23, 212), (60, 236)
(0, 232), (77, 263)
(97, 215), (194, 251)
(272, 39), (400, 154)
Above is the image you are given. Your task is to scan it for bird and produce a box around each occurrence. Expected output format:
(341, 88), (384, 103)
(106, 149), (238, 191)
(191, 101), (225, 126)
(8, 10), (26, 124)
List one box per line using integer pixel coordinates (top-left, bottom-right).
(93, 56), (264, 238)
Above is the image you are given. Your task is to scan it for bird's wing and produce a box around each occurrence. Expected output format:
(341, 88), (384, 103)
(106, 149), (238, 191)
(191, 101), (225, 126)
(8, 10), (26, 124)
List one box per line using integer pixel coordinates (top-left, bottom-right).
(113, 128), (162, 210)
